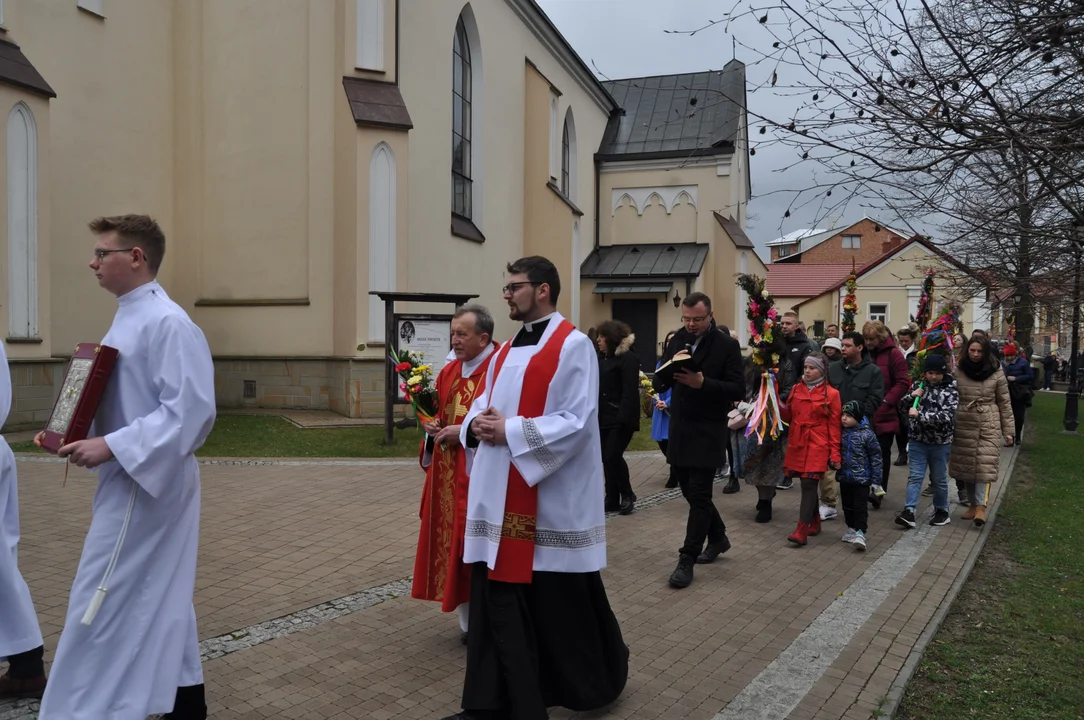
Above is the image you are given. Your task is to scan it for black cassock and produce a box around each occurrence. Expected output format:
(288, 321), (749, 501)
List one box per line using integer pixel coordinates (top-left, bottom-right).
(458, 316), (630, 720)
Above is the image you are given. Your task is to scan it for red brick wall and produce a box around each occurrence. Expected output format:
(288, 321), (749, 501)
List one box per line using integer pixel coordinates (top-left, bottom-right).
(770, 245), (800, 262)
(781, 219), (907, 265)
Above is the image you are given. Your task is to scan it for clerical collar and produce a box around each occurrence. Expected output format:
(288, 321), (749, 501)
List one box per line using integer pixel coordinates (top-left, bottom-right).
(461, 343), (495, 377)
(522, 312), (556, 333)
(117, 280), (162, 306)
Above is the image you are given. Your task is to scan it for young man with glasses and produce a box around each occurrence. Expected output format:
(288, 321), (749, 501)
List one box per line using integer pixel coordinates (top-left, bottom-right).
(653, 293), (744, 589)
(35, 214), (215, 720)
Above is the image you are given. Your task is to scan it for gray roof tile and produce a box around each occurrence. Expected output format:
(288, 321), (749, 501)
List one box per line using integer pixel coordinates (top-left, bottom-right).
(580, 244), (710, 278)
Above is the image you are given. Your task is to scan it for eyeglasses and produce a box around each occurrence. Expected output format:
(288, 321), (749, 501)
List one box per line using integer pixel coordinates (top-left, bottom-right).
(681, 315), (709, 324)
(93, 248), (134, 261)
(501, 281), (539, 295)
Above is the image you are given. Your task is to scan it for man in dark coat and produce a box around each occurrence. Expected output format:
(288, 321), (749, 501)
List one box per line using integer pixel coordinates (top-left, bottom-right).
(653, 292), (744, 589)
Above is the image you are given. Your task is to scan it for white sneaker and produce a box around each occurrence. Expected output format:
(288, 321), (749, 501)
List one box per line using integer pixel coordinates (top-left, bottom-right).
(841, 527), (858, 543)
(853, 530), (867, 551)
(871, 483), (887, 498)
(819, 505), (839, 520)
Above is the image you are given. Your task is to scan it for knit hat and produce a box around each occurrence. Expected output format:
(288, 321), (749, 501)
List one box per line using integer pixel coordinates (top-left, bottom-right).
(823, 337), (843, 352)
(842, 400), (863, 421)
(924, 353), (947, 373)
(804, 354), (828, 377)
(1003, 343), (1018, 356)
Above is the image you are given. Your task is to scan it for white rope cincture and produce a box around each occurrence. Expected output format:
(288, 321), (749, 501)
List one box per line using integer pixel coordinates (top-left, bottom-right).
(81, 481), (138, 626)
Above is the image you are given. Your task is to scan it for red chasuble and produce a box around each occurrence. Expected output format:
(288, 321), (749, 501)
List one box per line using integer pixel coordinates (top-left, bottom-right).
(410, 346), (495, 611)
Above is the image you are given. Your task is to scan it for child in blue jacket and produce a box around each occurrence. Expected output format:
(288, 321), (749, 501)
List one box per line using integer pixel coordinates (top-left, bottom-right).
(837, 401), (883, 550)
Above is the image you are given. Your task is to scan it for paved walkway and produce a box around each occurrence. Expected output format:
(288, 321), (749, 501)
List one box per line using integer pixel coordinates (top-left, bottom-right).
(1, 445), (1017, 720)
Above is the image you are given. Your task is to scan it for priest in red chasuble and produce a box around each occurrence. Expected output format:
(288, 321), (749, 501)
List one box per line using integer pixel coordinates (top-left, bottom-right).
(411, 304), (498, 639)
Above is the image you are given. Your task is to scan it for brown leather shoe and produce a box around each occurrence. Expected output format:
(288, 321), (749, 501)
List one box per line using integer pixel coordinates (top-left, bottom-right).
(973, 505), (987, 527)
(961, 505), (977, 521)
(0, 672), (47, 700)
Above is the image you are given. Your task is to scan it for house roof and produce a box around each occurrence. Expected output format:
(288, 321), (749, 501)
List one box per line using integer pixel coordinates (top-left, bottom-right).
(713, 212), (755, 249)
(766, 264), (854, 298)
(772, 217), (913, 262)
(598, 60), (745, 160)
(765, 228), (828, 248)
(0, 37), (56, 99)
(580, 243), (710, 278)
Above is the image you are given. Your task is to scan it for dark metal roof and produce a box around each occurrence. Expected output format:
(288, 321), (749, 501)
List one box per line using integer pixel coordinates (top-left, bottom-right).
(593, 281), (674, 295)
(0, 38), (55, 98)
(599, 60), (745, 159)
(713, 212), (756, 249)
(580, 244), (709, 279)
(343, 77), (413, 130)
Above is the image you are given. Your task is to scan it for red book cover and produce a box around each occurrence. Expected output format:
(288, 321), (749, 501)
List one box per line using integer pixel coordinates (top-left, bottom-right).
(40, 343), (119, 454)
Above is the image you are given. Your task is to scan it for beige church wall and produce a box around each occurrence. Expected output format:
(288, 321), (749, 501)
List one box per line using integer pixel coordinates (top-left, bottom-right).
(5, 0), (175, 357)
(611, 194), (697, 246)
(600, 162), (733, 250)
(342, 0), (398, 83)
(177, 0), (337, 357)
(397, 0), (608, 343)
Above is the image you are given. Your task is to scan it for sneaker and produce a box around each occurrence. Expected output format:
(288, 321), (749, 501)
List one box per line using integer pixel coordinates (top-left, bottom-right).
(776, 476), (794, 490)
(930, 509), (951, 526)
(819, 505), (838, 520)
(841, 527), (858, 543)
(871, 484), (886, 498)
(921, 485), (934, 496)
(852, 530), (867, 551)
(895, 508), (917, 529)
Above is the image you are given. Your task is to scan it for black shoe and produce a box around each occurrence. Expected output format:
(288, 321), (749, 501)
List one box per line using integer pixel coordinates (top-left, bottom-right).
(722, 477), (740, 494)
(1014, 436), (1021, 446)
(930, 509), (951, 526)
(776, 477), (794, 490)
(893, 453), (908, 466)
(163, 684), (207, 720)
(755, 499), (772, 523)
(696, 535), (731, 563)
(619, 497), (635, 515)
(869, 493), (882, 510)
(668, 555), (695, 588)
(895, 508), (916, 529)
(460, 632), (468, 646)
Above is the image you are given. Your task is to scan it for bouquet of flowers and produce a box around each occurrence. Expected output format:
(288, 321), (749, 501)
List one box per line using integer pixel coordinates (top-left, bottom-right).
(737, 273), (787, 442)
(638, 370), (656, 418)
(911, 268), (935, 332)
(910, 300), (963, 380)
(390, 347), (439, 426)
(841, 260), (858, 334)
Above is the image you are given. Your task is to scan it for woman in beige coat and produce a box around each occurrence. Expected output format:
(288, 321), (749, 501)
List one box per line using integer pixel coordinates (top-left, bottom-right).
(950, 337), (1014, 526)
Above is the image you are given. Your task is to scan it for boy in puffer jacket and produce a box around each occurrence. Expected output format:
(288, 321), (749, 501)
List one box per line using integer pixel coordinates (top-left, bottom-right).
(838, 401), (882, 550)
(895, 353), (960, 530)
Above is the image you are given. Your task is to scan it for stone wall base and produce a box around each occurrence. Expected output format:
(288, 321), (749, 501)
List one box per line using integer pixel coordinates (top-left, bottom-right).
(3, 356), (399, 433)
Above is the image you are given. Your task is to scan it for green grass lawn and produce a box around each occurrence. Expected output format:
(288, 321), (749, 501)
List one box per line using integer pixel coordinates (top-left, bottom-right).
(10, 413), (664, 458)
(897, 392), (1084, 720)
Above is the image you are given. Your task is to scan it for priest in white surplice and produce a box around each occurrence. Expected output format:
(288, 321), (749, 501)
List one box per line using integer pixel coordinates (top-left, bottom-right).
(35, 215), (216, 720)
(442, 257), (628, 720)
(0, 341), (47, 701)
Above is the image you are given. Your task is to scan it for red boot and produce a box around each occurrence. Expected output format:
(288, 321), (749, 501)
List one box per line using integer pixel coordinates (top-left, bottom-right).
(787, 522), (808, 546)
(807, 514), (822, 536)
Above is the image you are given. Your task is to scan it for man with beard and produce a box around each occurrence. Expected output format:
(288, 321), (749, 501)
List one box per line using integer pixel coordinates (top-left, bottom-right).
(443, 256), (628, 720)
(653, 293), (744, 589)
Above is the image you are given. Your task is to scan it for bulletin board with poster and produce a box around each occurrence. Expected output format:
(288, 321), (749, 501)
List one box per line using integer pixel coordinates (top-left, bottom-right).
(393, 314), (453, 403)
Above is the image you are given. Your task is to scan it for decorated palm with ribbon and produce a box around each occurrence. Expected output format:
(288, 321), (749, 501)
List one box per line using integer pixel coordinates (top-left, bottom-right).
(737, 273), (788, 443)
(910, 300), (963, 380)
(912, 268), (935, 332)
(841, 260), (858, 334)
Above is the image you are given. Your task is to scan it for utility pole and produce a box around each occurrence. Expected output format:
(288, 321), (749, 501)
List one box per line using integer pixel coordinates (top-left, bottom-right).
(1064, 223), (1082, 432)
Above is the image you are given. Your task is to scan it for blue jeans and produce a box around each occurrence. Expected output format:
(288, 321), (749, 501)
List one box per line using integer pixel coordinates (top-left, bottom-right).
(905, 441), (951, 512)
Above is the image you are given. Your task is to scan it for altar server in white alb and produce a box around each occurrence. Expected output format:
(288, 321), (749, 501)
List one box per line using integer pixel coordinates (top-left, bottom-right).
(442, 256), (629, 720)
(0, 341), (47, 701)
(35, 214), (216, 720)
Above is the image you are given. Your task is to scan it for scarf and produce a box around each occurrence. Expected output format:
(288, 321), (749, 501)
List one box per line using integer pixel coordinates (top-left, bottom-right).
(959, 353), (998, 381)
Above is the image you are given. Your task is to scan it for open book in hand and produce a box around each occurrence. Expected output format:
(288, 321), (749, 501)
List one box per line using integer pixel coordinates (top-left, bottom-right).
(653, 351), (700, 385)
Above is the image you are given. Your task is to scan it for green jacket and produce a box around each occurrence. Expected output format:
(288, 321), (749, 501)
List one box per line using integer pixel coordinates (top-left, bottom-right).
(828, 354), (885, 424)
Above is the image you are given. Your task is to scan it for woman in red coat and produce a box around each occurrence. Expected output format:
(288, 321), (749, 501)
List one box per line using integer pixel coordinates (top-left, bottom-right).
(782, 354), (842, 546)
(862, 321), (910, 507)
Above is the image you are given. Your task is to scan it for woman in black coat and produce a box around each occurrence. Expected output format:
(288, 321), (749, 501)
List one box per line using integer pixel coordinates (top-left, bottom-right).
(597, 320), (641, 515)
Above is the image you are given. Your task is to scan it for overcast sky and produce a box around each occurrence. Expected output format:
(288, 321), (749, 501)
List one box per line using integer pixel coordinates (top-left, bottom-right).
(537, 0), (898, 258)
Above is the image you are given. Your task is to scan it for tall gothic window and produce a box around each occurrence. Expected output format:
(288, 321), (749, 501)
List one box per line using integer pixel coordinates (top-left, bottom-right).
(451, 16), (472, 219)
(561, 120), (570, 196)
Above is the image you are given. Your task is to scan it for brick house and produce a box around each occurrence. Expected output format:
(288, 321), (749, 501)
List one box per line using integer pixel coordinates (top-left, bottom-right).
(767, 217), (911, 265)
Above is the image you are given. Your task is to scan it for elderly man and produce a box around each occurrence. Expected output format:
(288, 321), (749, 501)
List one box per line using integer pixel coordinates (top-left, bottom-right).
(413, 304), (499, 642)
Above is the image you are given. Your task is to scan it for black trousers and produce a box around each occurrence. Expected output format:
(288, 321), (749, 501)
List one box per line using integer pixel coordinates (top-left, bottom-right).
(840, 483), (869, 532)
(4, 645), (44, 679)
(673, 466), (727, 558)
(165, 684), (207, 719)
(461, 564), (629, 720)
(601, 425), (636, 505)
(1010, 398), (1027, 441)
(876, 433), (894, 489)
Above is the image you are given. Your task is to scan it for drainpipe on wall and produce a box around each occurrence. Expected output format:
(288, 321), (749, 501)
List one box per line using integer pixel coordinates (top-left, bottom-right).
(593, 155), (602, 250)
